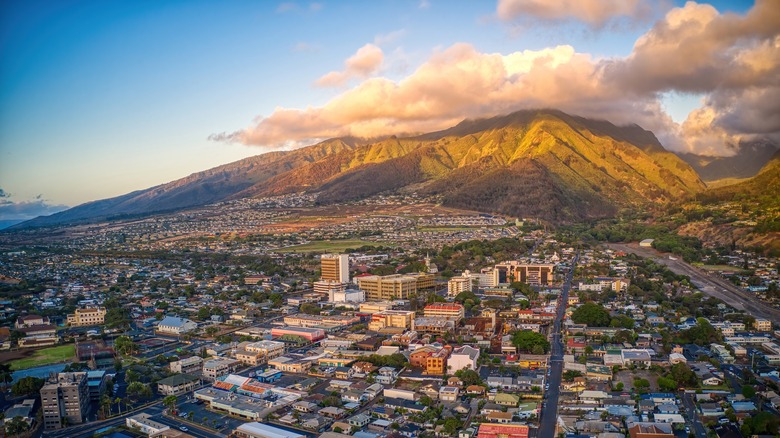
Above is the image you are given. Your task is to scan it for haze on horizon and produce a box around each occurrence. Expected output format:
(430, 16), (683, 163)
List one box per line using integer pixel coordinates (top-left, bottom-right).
(0, 0), (776, 221)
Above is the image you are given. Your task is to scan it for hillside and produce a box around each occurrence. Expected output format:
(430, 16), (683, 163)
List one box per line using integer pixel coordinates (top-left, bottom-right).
(11, 110), (707, 228)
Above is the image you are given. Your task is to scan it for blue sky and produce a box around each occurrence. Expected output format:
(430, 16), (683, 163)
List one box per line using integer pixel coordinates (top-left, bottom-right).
(0, 0), (768, 219)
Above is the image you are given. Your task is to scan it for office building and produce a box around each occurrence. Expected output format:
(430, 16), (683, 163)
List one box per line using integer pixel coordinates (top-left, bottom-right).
(321, 254), (350, 283)
(40, 372), (90, 430)
(66, 307), (107, 327)
(357, 274), (417, 301)
(493, 262), (555, 286)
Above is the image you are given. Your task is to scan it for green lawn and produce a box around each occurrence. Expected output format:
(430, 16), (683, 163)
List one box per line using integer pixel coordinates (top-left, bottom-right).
(275, 239), (393, 253)
(10, 344), (76, 371)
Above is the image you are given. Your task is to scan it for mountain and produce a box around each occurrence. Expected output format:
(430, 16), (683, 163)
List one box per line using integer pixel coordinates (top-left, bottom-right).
(12, 110), (706, 228)
(677, 141), (778, 182)
(700, 150), (780, 206)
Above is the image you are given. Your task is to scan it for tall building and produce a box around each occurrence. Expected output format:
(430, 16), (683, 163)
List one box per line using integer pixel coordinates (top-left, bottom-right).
(423, 303), (465, 322)
(321, 254), (350, 283)
(357, 274), (417, 301)
(493, 262), (555, 286)
(40, 372), (90, 430)
(67, 307), (107, 326)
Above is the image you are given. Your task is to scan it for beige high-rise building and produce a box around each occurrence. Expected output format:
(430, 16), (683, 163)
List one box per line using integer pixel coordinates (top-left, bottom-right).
(357, 274), (417, 301)
(321, 254), (350, 283)
(40, 372), (90, 430)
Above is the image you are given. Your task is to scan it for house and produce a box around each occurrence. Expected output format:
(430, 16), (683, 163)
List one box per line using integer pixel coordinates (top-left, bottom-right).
(486, 411), (514, 424)
(466, 385), (486, 396)
(321, 407), (346, 419)
(439, 386), (460, 402)
(494, 393), (519, 407)
(627, 424), (673, 438)
(375, 367), (399, 385)
(156, 374), (200, 396)
(292, 401), (319, 413)
(156, 316), (198, 335)
(348, 413), (372, 428)
(668, 353), (687, 365)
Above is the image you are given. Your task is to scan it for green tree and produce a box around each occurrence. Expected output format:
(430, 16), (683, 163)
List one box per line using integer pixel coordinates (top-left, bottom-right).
(105, 307), (132, 329)
(615, 382), (624, 391)
(657, 377), (677, 392)
(571, 302), (611, 327)
(443, 418), (463, 436)
(454, 369), (484, 386)
(11, 376), (45, 397)
(511, 330), (550, 353)
(197, 306), (212, 320)
(114, 336), (138, 356)
(5, 416), (30, 436)
(0, 364), (13, 390)
(163, 395), (178, 413)
(126, 381), (152, 401)
(299, 303), (321, 315)
(742, 385), (756, 398)
(669, 363), (698, 387)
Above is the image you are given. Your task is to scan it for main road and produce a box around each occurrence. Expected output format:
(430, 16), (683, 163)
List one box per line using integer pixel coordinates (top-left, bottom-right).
(538, 253), (578, 438)
(608, 243), (780, 325)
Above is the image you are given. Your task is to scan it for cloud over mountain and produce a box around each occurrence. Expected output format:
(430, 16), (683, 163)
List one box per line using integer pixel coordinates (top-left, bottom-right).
(213, 0), (780, 156)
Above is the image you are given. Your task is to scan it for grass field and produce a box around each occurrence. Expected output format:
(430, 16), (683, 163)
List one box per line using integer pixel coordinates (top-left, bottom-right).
(695, 264), (749, 273)
(275, 239), (393, 253)
(9, 344), (76, 371)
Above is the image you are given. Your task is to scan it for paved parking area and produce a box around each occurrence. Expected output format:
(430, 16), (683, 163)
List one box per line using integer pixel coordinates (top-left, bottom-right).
(174, 399), (245, 432)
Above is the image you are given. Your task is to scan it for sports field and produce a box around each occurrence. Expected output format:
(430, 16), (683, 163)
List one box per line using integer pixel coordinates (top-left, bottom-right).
(8, 344), (76, 371)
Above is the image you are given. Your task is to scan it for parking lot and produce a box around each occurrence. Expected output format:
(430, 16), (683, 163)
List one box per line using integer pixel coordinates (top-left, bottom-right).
(173, 398), (246, 432)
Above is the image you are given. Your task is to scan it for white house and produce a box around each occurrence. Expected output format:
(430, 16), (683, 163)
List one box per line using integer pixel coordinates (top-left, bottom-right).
(157, 316), (198, 335)
(448, 345), (480, 374)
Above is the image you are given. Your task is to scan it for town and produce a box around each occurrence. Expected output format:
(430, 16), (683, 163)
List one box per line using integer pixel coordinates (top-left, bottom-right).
(0, 202), (779, 438)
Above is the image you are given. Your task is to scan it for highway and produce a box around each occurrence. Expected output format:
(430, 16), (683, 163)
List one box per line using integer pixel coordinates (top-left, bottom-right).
(608, 243), (780, 325)
(538, 253), (577, 438)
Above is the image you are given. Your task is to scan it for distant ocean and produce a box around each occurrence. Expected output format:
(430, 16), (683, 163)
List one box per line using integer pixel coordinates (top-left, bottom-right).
(0, 219), (24, 230)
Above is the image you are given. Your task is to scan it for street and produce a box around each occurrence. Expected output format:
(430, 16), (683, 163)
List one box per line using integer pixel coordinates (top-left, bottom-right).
(537, 253), (577, 438)
(608, 243), (780, 324)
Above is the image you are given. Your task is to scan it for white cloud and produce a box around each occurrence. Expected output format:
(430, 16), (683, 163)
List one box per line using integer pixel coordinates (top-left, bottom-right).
(214, 1), (780, 156)
(316, 44), (384, 87)
(496, 0), (659, 28)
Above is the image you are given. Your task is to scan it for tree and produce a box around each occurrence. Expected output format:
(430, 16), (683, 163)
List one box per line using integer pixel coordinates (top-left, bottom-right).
(669, 363), (698, 387)
(657, 377), (677, 392)
(0, 364), (13, 390)
(11, 376), (45, 396)
(571, 302), (611, 327)
(205, 326), (219, 337)
(299, 303), (321, 315)
(5, 416), (30, 436)
(511, 330), (550, 353)
(562, 370), (582, 382)
(105, 307), (132, 329)
(633, 378), (650, 389)
(114, 336), (138, 356)
(615, 382), (624, 391)
(742, 385), (756, 398)
(163, 395), (178, 413)
(454, 369), (484, 387)
(443, 418), (463, 436)
(126, 381), (152, 401)
(419, 395), (434, 407)
(197, 306), (212, 320)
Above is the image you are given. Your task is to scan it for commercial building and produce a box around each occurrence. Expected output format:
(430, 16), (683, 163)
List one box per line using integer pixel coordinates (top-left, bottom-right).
(156, 316), (198, 335)
(202, 358), (241, 381)
(321, 254), (350, 283)
(424, 303), (465, 322)
(235, 422), (306, 438)
(367, 310), (415, 331)
(357, 274), (417, 301)
(271, 327), (326, 342)
(235, 340), (286, 365)
(66, 307), (107, 326)
(170, 356), (203, 374)
(448, 276), (473, 297)
(477, 423), (529, 438)
(494, 262), (555, 286)
(156, 374), (200, 396)
(755, 318), (773, 332)
(126, 413), (170, 436)
(40, 372), (90, 430)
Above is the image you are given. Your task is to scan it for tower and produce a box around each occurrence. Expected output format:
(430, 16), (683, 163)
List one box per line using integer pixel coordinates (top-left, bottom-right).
(320, 254), (349, 283)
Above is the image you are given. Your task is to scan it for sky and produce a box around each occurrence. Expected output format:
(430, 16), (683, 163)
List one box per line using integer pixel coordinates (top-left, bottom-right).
(0, 0), (775, 221)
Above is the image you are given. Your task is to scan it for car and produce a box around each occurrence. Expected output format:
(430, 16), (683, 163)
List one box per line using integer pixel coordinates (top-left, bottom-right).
(179, 426), (188, 431)
(685, 427), (690, 433)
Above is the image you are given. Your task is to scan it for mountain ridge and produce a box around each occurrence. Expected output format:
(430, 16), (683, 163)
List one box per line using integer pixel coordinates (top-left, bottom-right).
(11, 109), (710, 228)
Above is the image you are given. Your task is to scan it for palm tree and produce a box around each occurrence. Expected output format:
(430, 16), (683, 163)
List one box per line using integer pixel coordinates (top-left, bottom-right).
(115, 397), (123, 414)
(162, 395), (178, 414)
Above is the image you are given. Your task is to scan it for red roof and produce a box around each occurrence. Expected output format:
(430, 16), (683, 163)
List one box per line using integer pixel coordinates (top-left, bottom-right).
(424, 303), (464, 311)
